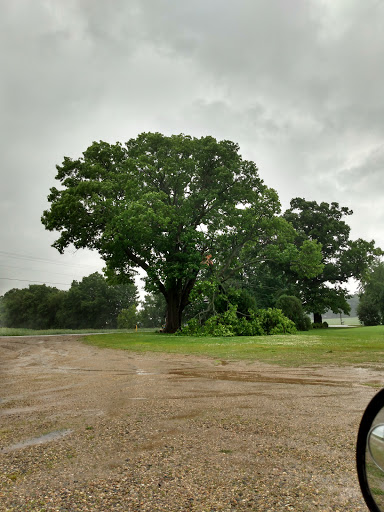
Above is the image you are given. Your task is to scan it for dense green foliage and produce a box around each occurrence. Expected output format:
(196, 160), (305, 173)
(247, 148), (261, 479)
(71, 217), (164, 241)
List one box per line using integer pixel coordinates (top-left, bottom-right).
(0, 327), (144, 336)
(41, 132), (323, 332)
(0, 284), (64, 330)
(137, 293), (166, 328)
(182, 279), (258, 326)
(1, 273), (137, 329)
(358, 262), (384, 325)
(117, 305), (138, 329)
(178, 305), (296, 337)
(274, 295), (311, 331)
(38, 131), (381, 334)
(357, 296), (381, 326)
(238, 229), (324, 309)
(282, 198), (381, 322)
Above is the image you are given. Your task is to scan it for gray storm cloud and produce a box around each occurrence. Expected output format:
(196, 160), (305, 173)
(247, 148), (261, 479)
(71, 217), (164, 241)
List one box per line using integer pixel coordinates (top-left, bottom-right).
(1, 0), (383, 295)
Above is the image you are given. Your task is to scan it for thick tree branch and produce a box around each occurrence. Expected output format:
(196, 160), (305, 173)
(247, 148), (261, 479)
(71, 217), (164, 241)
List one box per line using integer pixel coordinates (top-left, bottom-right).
(124, 246), (149, 271)
(124, 246), (166, 296)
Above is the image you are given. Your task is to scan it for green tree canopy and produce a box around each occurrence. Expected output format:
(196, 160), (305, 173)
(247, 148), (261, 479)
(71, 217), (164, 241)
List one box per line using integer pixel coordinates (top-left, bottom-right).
(42, 132), (303, 332)
(283, 198), (382, 323)
(275, 294), (311, 331)
(138, 293), (166, 328)
(1, 284), (65, 329)
(228, 217), (324, 310)
(1, 273), (137, 330)
(57, 272), (137, 329)
(358, 261), (384, 325)
(357, 295), (381, 326)
(117, 305), (138, 329)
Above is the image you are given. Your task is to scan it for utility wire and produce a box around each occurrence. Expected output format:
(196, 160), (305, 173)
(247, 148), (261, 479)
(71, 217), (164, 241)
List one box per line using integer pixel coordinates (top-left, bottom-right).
(0, 263), (89, 278)
(0, 250), (101, 269)
(0, 277), (71, 286)
(0, 252), (102, 292)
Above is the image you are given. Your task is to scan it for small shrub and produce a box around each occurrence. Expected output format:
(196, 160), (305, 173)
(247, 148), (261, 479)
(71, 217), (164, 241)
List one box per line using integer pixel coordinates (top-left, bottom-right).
(275, 295), (310, 331)
(204, 322), (234, 337)
(357, 296), (382, 326)
(253, 308), (297, 335)
(233, 316), (264, 336)
(299, 315), (312, 331)
(312, 322), (328, 329)
(177, 318), (201, 336)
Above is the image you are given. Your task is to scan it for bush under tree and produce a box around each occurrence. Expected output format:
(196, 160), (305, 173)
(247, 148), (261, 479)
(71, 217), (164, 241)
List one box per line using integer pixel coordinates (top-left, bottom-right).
(178, 305), (296, 337)
(357, 295), (382, 326)
(275, 294), (311, 331)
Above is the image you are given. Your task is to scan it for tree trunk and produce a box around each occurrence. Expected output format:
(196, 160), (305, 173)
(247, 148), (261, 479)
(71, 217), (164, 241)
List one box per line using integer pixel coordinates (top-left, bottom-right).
(313, 312), (322, 324)
(161, 278), (197, 333)
(164, 293), (183, 333)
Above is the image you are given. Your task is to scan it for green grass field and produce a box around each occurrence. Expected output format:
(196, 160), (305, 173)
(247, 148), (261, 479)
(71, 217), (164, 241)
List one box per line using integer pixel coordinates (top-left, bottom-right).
(2, 325), (384, 367)
(0, 327), (151, 337)
(323, 316), (361, 326)
(82, 325), (384, 367)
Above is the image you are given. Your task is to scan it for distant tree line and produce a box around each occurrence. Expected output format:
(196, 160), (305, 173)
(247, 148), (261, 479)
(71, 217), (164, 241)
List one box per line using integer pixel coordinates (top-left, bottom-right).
(116, 293), (167, 329)
(0, 273), (137, 330)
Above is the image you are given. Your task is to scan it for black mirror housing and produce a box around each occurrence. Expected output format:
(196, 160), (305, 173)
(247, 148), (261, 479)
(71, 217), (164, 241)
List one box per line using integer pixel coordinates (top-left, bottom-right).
(357, 388), (384, 512)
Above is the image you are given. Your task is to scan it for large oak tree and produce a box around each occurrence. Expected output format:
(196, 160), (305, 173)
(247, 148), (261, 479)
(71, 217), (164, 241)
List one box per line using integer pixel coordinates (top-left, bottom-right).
(42, 133), (319, 332)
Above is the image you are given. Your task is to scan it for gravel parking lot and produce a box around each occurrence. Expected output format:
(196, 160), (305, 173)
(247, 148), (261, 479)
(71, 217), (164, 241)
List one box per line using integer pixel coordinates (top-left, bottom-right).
(1, 335), (382, 511)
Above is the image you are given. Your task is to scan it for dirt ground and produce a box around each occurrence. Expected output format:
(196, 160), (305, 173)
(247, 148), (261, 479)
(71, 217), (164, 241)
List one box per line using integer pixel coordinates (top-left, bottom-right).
(1, 335), (383, 511)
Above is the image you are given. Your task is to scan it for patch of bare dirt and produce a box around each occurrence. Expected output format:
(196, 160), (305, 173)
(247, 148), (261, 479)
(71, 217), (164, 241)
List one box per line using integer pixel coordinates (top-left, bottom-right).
(0, 335), (382, 511)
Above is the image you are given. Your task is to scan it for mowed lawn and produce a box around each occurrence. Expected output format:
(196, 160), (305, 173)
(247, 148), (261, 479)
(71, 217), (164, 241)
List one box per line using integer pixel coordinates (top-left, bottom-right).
(82, 325), (384, 367)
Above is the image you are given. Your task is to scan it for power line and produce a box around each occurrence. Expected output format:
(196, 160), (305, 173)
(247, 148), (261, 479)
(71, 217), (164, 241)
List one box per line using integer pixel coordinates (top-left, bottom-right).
(0, 250), (101, 269)
(0, 277), (71, 286)
(0, 263), (88, 278)
(0, 251), (103, 292)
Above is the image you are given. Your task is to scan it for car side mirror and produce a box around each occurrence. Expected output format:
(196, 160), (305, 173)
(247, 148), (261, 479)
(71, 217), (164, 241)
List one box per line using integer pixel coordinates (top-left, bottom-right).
(357, 388), (384, 511)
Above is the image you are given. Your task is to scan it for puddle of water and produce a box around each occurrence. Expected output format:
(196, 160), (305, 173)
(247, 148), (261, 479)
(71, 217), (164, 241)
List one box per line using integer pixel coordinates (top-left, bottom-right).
(2, 429), (73, 453)
(168, 369), (350, 387)
(0, 405), (42, 416)
(135, 369), (156, 375)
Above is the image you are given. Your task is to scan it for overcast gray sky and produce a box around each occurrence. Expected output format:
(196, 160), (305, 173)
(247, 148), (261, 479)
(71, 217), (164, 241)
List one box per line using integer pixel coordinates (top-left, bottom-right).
(1, 0), (384, 297)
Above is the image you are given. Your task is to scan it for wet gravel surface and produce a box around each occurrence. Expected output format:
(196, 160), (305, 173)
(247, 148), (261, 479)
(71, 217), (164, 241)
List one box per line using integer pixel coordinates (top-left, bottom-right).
(0, 335), (383, 511)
